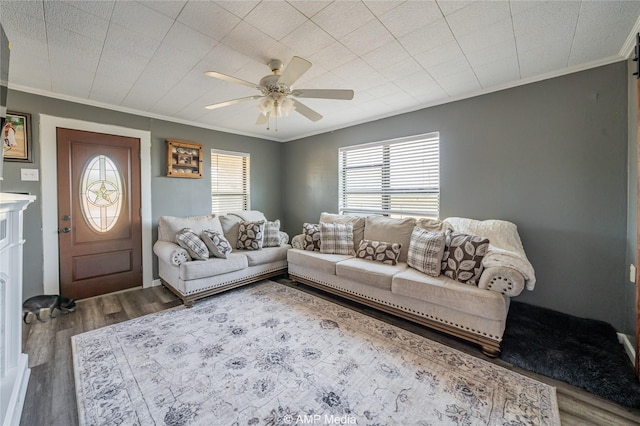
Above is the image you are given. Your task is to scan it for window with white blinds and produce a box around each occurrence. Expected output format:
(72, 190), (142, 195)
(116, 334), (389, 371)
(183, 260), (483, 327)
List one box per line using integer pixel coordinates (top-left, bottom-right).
(339, 132), (440, 218)
(211, 149), (250, 213)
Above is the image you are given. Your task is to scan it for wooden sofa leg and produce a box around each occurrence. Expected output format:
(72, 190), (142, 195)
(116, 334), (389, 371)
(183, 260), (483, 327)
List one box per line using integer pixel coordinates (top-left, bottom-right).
(481, 344), (500, 358)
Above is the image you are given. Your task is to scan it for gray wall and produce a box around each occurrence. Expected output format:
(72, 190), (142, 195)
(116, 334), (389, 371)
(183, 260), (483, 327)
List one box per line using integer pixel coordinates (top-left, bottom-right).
(626, 56), (638, 337)
(282, 62), (629, 331)
(2, 90), (283, 301)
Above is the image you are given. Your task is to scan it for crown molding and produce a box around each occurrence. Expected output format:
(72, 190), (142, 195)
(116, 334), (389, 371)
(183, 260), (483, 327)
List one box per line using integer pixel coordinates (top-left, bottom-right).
(621, 14), (640, 58)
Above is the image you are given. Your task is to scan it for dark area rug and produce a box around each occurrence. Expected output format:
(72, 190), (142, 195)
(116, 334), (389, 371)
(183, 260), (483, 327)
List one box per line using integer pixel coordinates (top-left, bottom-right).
(501, 301), (640, 408)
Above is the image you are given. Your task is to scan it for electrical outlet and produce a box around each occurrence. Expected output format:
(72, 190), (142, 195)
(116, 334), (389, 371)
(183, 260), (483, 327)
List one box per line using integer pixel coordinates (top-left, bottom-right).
(631, 264), (636, 283)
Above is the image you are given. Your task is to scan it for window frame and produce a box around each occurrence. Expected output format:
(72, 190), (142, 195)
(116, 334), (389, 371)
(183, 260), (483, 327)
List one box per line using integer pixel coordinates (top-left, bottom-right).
(210, 149), (250, 213)
(338, 132), (440, 219)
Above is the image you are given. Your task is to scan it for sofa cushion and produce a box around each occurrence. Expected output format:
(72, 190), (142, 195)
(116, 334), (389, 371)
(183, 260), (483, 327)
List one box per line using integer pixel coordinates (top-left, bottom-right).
(364, 216), (416, 263)
(159, 215), (223, 242)
(320, 212), (366, 248)
(175, 228), (209, 260)
(407, 228), (446, 277)
(237, 220), (265, 250)
(201, 230), (232, 259)
(356, 239), (401, 265)
(320, 223), (354, 255)
(441, 232), (490, 286)
(241, 245), (290, 266)
(416, 217), (454, 233)
(302, 223), (321, 251)
(263, 220), (281, 247)
(392, 268), (506, 321)
(336, 258), (408, 291)
(220, 215), (242, 249)
(287, 249), (353, 275)
(228, 210), (268, 223)
(179, 253), (248, 281)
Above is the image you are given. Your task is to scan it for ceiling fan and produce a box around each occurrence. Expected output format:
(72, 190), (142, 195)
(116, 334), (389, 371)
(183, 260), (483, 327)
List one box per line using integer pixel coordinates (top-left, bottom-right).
(204, 56), (354, 127)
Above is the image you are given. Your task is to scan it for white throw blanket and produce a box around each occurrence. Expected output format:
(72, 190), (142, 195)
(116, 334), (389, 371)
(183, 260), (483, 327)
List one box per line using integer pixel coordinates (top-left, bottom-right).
(444, 217), (537, 290)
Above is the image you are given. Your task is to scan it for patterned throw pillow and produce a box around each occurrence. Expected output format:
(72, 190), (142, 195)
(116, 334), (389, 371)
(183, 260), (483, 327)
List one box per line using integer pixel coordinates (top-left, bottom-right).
(320, 222), (354, 255)
(407, 228), (446, 277)
(356, 239), (402, 265)
(441, 232), (490, 285)
(175, 228), (209, 260)
(263, 220), (281, 247)
(237, 220), (265, 250)
(302, 223), (321, 251)
(201, 229), (232, 259)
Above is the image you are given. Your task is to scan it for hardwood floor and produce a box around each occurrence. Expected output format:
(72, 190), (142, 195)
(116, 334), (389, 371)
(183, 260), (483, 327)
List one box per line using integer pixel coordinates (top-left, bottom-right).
(20, 276), (640, 425)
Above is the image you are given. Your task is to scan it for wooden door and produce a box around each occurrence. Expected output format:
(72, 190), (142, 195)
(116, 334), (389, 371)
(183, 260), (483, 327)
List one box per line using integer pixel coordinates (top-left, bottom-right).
(57, 128), (142, 300)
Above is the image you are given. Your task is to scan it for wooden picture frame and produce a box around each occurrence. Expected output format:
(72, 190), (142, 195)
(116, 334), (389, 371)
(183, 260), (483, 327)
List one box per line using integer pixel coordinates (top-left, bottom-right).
(166, 139), (202, 178)
(3, 111), (32, 162)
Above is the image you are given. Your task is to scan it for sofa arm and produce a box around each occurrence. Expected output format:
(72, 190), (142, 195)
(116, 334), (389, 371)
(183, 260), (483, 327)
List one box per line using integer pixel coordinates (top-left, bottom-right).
(478, 266), (525, 297)
(291, 234), (304, 250)
(153, 240), (191, 266)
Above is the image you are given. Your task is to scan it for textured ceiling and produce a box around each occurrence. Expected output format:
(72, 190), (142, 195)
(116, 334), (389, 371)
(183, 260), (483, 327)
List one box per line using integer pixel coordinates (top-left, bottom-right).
(1, 0), (639, 142)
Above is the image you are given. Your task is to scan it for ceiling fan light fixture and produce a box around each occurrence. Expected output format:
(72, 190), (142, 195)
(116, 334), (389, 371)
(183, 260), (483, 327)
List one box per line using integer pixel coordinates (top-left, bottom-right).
(258, 97), (274, 115)
(258, 93), (296, 118)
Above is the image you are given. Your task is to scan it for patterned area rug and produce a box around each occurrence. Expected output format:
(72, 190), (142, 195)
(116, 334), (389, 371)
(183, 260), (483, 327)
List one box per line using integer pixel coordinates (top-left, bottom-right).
(72, 281), (560, 425)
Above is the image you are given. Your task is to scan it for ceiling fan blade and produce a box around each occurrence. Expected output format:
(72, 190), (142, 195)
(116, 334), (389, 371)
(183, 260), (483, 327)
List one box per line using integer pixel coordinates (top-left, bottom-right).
(204, 71), (258, 89)
(278, 56), (312, 87)
(205, 96), (262, 110)
(256, 112), (269, 125)
(293, 99), (322, 122)
(291, 89), (354, 100)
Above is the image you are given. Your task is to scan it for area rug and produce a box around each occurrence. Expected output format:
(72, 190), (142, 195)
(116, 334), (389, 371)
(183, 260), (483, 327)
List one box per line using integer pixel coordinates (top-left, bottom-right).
(501, 301), (640, 408)
(72, 281), (560, 425)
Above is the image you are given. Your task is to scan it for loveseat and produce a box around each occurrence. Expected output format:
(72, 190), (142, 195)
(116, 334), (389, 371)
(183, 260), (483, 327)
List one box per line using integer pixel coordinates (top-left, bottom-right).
(153, 211), (290, 307)
(287, 213), (535, 356)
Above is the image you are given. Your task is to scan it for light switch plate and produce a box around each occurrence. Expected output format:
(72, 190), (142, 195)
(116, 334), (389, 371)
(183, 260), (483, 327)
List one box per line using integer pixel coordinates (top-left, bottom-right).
(631, 264), (636, 283)
(21, 168), (39, 181)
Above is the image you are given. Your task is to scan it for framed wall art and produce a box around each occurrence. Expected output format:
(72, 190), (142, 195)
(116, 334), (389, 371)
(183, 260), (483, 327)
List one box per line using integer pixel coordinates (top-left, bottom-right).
(3, 111), (32, 162)
(166, 139), (202, 178)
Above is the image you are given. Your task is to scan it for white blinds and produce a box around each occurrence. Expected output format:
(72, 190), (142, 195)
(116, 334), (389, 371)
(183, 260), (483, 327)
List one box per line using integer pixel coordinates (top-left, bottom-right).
(339, 132), (439, 218)
(211, 149), (250, 213)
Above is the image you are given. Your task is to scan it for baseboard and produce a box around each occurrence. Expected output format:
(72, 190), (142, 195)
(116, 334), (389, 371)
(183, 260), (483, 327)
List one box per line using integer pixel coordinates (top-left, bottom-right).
(617, 332), (635, 366)
(150, 279), (162, 287)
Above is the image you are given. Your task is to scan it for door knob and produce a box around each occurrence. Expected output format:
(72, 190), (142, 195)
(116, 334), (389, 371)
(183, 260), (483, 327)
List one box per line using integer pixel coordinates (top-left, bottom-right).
(58, 227), (71, 233)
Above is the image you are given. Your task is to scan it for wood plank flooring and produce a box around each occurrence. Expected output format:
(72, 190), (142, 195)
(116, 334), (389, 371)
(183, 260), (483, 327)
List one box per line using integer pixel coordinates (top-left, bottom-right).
(19, 276), (640, 425)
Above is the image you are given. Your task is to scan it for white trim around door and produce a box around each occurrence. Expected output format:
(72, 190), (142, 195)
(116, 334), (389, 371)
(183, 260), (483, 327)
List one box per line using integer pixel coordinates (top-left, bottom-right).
(40, 115), (153, 295)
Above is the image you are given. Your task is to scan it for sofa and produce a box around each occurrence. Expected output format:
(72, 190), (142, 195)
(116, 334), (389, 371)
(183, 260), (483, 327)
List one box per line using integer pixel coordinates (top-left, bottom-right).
(287, 213), (535, 356)
(153, 211), (290, 307)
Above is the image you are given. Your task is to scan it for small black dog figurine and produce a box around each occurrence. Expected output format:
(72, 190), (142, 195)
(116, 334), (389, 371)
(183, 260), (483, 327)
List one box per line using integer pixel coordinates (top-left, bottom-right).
(22, 295), (76, 324)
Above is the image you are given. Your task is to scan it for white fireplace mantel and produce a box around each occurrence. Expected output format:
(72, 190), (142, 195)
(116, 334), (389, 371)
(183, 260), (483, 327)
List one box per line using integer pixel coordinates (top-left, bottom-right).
(0, 192), (35, 426)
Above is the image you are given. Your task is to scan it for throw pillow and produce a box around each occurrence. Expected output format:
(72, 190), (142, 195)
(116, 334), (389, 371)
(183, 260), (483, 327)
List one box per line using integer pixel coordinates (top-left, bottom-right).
(320, 222), (354, 255)
(263, 220), (281, 247)
(441, 232), (490, 285)
(175, 228), (209, 260)
(201, 229), (232, 259)
(302, 223), (321, 251)
(407, 228), (446, 277)
(356, 239), (402, 265)
(237, 220), (265, 250)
